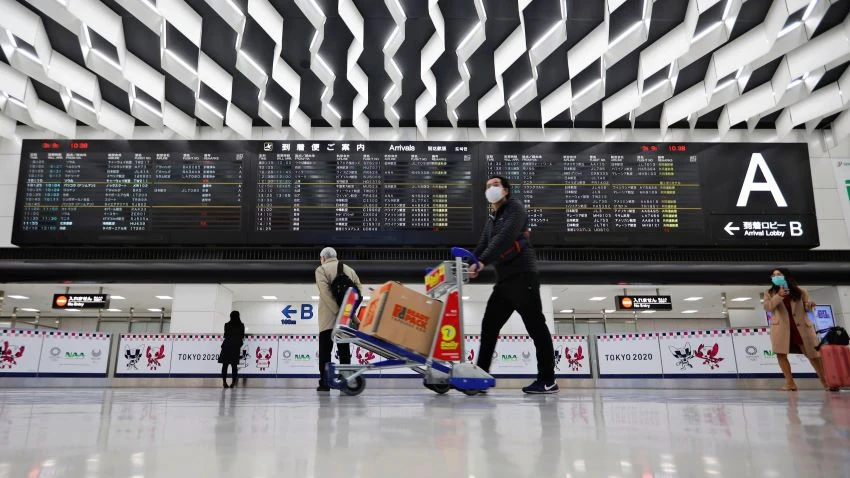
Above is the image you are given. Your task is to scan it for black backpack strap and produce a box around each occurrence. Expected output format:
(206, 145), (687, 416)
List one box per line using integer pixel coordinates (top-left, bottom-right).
(337, 261), (344, 278)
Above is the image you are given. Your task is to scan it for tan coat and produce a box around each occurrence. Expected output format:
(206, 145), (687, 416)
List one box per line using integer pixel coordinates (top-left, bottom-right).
(315, 258), (362, 332)
(763, 287), (820, 358)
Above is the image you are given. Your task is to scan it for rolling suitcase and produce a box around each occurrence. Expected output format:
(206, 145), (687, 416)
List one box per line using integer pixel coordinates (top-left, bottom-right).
(820, 345), (850, 390)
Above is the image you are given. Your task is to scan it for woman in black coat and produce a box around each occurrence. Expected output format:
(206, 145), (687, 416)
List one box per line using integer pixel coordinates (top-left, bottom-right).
(219, 311), (245, 388)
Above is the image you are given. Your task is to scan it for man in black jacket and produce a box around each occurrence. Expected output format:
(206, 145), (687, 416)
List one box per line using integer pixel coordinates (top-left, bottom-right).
(468, 175), (558, 394)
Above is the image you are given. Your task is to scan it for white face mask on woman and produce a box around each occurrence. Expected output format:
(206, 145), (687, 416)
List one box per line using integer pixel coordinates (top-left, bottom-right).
(485, 185), (505, 204)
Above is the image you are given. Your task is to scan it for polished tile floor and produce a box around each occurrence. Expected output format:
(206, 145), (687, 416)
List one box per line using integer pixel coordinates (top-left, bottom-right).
(0, 387), (848, 478)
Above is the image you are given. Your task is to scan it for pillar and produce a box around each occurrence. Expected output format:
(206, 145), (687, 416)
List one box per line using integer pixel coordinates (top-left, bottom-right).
(169, 284), (233, 333)
(836, 286), (850, 329)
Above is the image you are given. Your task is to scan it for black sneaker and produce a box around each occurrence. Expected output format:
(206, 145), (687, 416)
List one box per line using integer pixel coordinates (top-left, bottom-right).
(316, 383), (331, 392)
(522, 380), (559, 394)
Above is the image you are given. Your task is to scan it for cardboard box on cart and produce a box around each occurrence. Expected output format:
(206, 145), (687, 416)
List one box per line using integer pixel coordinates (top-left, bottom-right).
(359, 282), (443, 356)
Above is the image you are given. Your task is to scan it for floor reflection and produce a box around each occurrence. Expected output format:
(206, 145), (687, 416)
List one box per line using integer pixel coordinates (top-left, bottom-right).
(0, 388), (848, 477)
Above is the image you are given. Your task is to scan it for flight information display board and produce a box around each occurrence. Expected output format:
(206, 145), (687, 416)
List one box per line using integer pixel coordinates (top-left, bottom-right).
(15, 140), (247, 244)
(481, 142), (817, 247)
(12, 140), (817, 248)
(253, 141), (474, 245)
(13, 140), (477, 245)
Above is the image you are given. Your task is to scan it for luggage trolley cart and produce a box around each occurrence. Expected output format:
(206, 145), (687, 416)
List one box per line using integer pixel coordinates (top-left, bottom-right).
(325, 248), (495, 396)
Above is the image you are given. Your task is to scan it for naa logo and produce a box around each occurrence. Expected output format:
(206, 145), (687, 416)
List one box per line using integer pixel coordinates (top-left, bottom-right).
(0, 341), (26, 369)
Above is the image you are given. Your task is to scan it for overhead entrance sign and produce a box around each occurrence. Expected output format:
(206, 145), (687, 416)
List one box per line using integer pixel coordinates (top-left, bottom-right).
(52, 294), (110, 309)
(616, 295), (673, 311)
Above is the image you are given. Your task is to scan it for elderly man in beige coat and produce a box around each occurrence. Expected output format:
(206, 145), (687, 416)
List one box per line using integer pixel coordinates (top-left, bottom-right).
(315, 247), (363, 392)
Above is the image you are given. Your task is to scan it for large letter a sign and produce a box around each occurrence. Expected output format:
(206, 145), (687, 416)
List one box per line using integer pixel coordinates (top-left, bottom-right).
(736, 153), (788, 207)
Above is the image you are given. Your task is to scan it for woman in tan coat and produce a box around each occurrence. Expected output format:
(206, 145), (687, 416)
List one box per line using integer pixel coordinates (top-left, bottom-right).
(763, 268), (828, 390)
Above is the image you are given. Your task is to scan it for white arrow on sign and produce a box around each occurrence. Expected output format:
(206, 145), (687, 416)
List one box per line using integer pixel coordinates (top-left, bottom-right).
(724, 222), (740, 236)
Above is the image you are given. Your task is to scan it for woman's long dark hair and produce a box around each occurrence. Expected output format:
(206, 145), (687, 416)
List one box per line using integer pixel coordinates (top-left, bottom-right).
(769, 267), (802, 300)
(229, 311), (243, 324)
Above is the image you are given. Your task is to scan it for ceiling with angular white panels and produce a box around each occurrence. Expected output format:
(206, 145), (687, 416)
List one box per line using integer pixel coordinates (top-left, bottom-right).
(0, 0), (848, 142)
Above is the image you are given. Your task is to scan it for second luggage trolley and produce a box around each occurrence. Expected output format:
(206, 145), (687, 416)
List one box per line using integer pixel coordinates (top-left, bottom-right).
(325, 249), (496, 396)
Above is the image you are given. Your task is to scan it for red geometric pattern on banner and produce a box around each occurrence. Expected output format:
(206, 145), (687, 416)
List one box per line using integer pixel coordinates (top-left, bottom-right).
(286, 335), (318, 342)
(731, 328), (770, 336)
(44, 331), (110, 339)
(2, 329), (43, 336)
(660, 329), (730, 338)
(553, 335), (586, 341)
(173, 334), (220, 341)
(123, 334), (171, 340)
(250, 335), (277, 342)
(598, 332), (659, 341)
(501, 335), (532, 342)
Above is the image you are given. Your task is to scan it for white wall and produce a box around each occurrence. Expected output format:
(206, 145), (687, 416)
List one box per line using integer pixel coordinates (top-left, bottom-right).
(727, 308), (768, 328)
(2, 126), (850, 248)
(636, 318), (728, 332)
(810, 136), (850, 248)
(232, 285), (555, 336)
(0, 136), (21, 246)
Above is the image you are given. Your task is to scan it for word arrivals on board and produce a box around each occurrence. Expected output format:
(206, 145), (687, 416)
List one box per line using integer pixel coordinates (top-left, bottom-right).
(13, 141), (818, 248)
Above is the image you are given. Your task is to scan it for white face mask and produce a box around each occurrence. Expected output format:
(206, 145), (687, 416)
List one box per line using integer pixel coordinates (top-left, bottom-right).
(485, 185), (504, 204)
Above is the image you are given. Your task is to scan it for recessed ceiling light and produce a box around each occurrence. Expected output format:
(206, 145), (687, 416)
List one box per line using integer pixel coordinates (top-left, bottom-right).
(604, 309), (615, 313)
(731, 297), (751, 302)
(20, 308), (39, 312)
(559, 309), (574, 313)
(155, 295), (173, 300)
(111, 296), (126, 300)
(147, 308), (163, 312)
(7, 295), (29, 300)
(551, 296), (559, 301)
(589, 297), (606, 301)
(461, 296), (469, 300)
(641, 310), (656, 314)
(683, 297), (703, 301)
(262, 296), (278, 300)
(682, 310), (698, 314)
(106, 308), (122, 312)
(310, 296), (320, 300)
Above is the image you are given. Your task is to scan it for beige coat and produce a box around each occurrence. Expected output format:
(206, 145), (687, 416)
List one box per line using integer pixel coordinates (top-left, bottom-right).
(315, 258), (362, 332)
(763, 287), (820, 358)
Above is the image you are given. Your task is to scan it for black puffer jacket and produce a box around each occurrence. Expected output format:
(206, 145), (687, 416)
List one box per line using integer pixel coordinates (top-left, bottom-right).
(473, 197), (538, 282)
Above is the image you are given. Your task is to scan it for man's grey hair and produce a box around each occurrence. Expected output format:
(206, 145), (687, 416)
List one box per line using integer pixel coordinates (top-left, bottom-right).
(320, 247), (337, 260)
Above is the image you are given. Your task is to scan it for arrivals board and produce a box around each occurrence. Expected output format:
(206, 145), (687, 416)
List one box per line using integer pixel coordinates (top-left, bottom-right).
(253, 141), (474, 245)
(12, 140), (817, 247)
(482, 142), (817, 246)
(14, 140), (247, 244)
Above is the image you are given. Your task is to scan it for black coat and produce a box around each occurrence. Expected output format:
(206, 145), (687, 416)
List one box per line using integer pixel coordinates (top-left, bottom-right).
(473, 197), (538, 282)
(219, 320), (245, 364)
